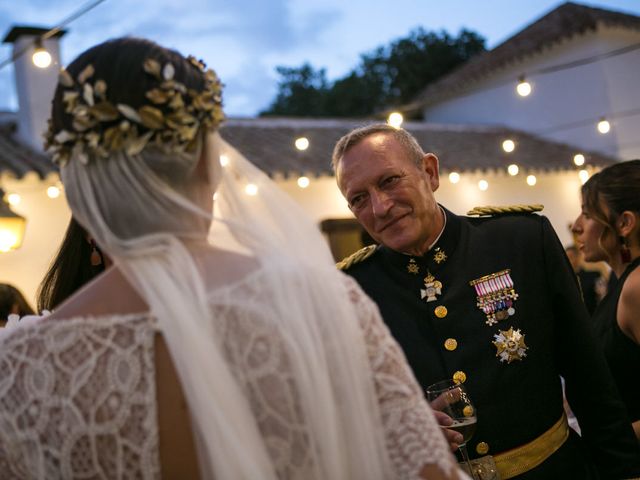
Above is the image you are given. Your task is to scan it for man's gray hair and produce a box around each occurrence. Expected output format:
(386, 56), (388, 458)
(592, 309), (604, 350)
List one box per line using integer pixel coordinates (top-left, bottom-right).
(331, 123), (425, 172)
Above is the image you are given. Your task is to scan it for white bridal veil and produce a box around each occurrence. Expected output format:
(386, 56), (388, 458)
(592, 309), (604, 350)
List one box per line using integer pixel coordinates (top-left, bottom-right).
(60, 129), (396, 479)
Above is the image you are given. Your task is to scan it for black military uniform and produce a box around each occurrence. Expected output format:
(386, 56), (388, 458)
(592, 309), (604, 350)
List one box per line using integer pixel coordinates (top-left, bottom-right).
(340, 206), (640, 479)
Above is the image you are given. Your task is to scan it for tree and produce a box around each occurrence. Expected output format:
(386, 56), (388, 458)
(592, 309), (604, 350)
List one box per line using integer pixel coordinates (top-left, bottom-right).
(261, 63), (329, 117)
(260, 28), (486, 117)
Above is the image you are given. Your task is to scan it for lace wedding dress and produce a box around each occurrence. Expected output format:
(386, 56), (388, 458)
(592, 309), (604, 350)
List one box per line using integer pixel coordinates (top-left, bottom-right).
(0, 272), (456, 479)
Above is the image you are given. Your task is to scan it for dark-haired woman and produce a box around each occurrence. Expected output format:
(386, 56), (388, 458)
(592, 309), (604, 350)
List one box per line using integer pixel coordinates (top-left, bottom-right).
(572, 159), (640, 441)
(37, 216), (107, 312)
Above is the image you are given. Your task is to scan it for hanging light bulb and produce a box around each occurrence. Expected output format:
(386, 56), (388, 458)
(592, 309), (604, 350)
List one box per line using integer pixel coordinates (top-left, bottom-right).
(245, 183), (258, 196)
(573, 154), (585, 166)
(597, 118), (610, 134)
(578, 169), (590, 184)
(47, 185), (61, 198)
(7, 193), (21, 206)
(0, 189), (27, 252)
(502, 139), (515, 153)
(387, 112), (404, 129)
(507, 164), (519, 176)
(516, 76), (532, 97)
(295, 137), (309, 151)
(478, 180), (489, 191)
(526, 175), (537, 186)
(32, 39), (52, 68)
(448, 172), (460, 184)
(297, 176), (310, 188)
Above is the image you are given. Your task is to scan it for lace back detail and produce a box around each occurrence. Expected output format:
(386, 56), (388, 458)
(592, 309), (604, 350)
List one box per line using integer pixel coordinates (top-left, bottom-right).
(0, 314), (160, 480)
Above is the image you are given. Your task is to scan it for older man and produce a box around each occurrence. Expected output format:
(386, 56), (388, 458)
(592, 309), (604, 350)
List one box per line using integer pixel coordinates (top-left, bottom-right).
(333, 123), (640, 479)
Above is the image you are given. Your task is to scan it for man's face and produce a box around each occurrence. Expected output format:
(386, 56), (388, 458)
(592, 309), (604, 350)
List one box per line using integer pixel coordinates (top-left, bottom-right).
(336, 133), (442, 256)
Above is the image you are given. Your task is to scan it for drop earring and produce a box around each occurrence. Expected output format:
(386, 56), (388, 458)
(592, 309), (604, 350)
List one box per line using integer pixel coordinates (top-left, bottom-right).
(90, 239), (103, 266)
(620, 236), (631, 263)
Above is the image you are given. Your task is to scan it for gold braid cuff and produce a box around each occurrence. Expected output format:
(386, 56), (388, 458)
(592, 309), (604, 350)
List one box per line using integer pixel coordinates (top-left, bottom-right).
(467, 204), (544, 217)
(336, 245), (377, 271)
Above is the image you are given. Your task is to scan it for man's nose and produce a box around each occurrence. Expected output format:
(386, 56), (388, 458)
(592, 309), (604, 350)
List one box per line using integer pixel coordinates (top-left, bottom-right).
(370, 190), (392, 217)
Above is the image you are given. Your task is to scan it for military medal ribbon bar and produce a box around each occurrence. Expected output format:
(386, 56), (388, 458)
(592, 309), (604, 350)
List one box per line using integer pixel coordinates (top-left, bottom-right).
(470, 269), (519, 325)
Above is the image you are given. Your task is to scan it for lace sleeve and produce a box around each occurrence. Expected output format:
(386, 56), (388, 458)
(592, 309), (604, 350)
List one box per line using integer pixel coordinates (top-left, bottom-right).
(0, 314), (160, 480)
(342, 275), (461, 479)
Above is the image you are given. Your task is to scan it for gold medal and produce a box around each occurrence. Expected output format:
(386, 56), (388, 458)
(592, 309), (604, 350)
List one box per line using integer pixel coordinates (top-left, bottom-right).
(493, 327), (528, 363)
(407, 258), (419, 274)
(433, 248), (447, 264)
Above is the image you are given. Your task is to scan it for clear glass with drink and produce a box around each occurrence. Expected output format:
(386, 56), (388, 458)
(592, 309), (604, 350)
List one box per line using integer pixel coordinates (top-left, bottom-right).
(426, 379), (478, 479)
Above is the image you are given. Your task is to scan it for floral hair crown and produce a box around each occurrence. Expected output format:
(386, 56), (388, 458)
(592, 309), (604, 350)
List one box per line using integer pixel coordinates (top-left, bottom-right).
(45, 55), (224, 166)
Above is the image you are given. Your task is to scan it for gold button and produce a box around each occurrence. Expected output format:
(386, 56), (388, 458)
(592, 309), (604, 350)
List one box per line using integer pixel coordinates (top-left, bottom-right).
(463, 405), (474, 417)
(444, 338), (457, 351)
(476, 442), (489, 455)
(434, 305), (448, 318)
(453, 370), (467, 384)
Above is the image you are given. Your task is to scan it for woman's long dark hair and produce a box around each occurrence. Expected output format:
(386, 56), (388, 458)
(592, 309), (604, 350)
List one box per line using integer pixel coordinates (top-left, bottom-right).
(37, 217), (105, 312)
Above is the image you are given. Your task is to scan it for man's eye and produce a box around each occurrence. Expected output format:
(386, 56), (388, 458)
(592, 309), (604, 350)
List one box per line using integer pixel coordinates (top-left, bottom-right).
(381, 175), (399, 187)
(350, 195), (365, 209)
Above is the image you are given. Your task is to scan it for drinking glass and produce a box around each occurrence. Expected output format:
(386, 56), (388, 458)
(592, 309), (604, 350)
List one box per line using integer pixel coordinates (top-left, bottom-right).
(426, 379), (478, 479)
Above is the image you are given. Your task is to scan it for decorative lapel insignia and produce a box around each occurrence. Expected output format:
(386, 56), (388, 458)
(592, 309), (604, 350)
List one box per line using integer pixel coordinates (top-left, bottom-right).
(433, 247), (447, 264)
(421, 272), (443, 302)
(493, 327), (528, 363)
(469, 269), (519, 325)
(407, 258), (420, 274)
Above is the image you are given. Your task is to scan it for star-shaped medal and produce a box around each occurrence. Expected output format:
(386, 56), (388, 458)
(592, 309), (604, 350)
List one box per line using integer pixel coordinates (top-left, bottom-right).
(493, 327), (528, 363)
(433, 248), (447, 264)
(407, 258), (419, 274)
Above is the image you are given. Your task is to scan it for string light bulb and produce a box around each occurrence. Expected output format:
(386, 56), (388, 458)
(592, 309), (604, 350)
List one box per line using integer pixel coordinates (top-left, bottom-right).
(573, 154), (585, 166)
(219, 154), (229, 167)
(579, 169), (590, 184)
(387, 112), (404, 128)
(478, 180), (488, 191)
(245, 183), (258, 196)
(295, 137), (309, 151)
(516, 76), (532, 97)
(597, 118), (610, 134)
(32, 40), (52, 68)
(507, 164), (519, 176)
(46, 185), (61, 198)
(526, 175), (537, 186)
(448, 172), (460, 184)
(7, 193), (21, 206)
(297, 176), (310, 188)
(502, 139), (515, 153)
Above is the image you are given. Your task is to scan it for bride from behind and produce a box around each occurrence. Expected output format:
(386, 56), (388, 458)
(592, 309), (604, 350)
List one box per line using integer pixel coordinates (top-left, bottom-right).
(0, 37), (466, 479)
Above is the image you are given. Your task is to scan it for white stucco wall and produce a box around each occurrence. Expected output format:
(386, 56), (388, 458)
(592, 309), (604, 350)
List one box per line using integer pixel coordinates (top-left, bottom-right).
(1, 168), (586, 309)
(0, 173), (70, 309)
(423, 27), (640, 160)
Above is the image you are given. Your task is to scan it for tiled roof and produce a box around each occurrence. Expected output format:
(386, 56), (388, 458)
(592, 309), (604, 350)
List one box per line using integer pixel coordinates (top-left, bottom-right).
(220, 117), (615, 175)
(0, 115), (615, 180)
(0, 113), (56, 179)
(408, 2), (640, 110)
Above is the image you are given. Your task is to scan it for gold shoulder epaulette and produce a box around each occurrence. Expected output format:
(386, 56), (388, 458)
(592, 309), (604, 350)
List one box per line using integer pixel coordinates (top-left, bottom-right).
(467, 204), (544, 217)
(336, 245), (377, 271)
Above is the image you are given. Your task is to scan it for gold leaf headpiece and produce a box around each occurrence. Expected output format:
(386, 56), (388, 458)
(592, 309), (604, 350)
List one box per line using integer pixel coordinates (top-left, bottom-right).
(45, 55), (224, 166)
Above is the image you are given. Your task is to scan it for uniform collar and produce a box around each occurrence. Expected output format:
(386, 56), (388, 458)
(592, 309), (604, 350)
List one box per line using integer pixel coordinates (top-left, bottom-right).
(380, 205), (461, 272)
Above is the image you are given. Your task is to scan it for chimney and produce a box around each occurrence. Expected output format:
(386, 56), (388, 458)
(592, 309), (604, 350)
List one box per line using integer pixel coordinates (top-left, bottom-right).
(2, 26), (66, 152)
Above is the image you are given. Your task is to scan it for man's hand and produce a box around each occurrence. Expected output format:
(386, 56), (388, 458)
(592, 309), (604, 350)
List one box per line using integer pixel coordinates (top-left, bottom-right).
(432, 410), (464, 452)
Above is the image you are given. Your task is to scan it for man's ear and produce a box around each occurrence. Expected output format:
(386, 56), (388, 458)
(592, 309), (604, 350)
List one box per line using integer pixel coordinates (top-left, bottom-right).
(421, 153), (440, 192)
